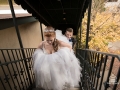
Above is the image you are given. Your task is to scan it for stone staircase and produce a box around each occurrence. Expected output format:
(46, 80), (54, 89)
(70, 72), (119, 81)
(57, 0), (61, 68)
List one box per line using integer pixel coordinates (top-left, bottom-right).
(32, 88), (79, 90)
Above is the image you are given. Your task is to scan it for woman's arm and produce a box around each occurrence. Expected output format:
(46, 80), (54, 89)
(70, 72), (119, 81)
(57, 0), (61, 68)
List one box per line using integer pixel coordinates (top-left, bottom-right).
(59, 41), (72, 50)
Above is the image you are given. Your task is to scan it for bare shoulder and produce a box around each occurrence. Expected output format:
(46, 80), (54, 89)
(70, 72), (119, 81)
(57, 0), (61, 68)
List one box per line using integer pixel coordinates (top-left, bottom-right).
(37, 41), (45, 49)
(58, 40), (72, 49)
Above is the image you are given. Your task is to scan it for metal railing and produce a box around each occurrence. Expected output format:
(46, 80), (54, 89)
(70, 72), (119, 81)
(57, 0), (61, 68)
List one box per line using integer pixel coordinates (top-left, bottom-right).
(76, 49), (120, 90)
(0, 48), (119, 90)
(0, 48), (36, 90)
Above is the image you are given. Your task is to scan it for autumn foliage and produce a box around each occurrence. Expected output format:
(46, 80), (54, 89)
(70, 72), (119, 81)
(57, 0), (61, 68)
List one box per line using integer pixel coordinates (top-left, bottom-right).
(77, 0), (120, 54)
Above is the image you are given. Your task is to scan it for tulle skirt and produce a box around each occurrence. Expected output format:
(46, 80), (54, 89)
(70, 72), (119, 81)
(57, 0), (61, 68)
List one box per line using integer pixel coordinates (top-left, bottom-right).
(55, 30), (71, 45)
(33, 47), (82, 90)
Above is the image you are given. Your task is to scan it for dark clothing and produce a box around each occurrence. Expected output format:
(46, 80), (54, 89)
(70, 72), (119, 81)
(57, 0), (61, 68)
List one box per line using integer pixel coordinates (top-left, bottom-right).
(69, 37), (76, 48)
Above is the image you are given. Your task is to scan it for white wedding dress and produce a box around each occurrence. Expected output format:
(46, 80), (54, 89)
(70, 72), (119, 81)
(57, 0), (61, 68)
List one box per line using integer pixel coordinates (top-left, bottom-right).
(55, 30), (73, 46)
(33, 30), (82, 90)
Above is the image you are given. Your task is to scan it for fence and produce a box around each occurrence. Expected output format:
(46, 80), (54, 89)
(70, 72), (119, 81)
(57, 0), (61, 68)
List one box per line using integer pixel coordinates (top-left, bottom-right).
(0, 48), (36, 90)
(76, 49), (120, 90)
(0, 48), (120, 90)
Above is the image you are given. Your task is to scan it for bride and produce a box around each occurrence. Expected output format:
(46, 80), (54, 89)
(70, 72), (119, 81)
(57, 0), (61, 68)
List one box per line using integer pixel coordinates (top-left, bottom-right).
(33, 26), (82, 90)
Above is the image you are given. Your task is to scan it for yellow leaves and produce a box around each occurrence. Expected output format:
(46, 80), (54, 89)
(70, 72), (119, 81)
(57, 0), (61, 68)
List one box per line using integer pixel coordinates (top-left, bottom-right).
(76, 0), (120, 54)
(77, 12), (120, 54)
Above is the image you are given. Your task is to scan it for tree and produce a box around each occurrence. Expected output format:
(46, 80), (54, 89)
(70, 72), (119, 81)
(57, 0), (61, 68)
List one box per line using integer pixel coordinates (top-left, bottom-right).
(77, 0), (120, 54)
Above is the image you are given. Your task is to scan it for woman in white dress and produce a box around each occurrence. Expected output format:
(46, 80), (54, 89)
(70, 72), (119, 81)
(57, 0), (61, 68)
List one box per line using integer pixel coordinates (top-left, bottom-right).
(33, 26), (82, 90)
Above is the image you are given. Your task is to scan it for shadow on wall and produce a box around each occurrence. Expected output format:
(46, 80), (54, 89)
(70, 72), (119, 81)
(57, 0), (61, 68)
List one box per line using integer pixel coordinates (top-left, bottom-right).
(0, 21), (45, 49)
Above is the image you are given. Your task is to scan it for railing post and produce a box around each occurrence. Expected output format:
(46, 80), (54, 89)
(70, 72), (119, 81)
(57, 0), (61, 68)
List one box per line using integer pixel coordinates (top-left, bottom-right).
(76, 28), (79, 49)
(85, 0), (92, 49)
(8, 0), (32, 86)
(40, 22), (44, 41)
(8, 0), (23, 49)
(76, 21), (82, 49)
(113, 67), (120, 90)
(79, 22), (82, 48)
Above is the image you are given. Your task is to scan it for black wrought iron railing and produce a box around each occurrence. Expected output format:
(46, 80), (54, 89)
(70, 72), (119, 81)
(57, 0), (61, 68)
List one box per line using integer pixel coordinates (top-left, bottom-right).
(77, 49), (120, 90)
(0, 48), (119, 90)
(0, 48), (36, 90)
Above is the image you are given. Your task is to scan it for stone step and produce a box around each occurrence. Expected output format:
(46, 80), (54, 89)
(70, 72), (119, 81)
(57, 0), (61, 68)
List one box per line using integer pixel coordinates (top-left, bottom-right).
(32, 88), (79, 90)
